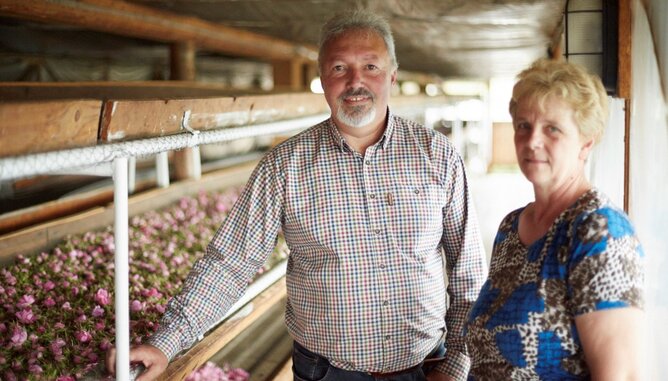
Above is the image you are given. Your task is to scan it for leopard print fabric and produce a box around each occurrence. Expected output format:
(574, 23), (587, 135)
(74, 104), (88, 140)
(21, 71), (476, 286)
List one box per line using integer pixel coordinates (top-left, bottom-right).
(465, 189), (644, 380)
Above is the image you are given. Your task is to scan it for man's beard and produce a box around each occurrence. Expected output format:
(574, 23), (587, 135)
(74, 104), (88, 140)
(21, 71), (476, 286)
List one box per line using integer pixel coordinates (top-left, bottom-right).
(336, 88), (376, 128)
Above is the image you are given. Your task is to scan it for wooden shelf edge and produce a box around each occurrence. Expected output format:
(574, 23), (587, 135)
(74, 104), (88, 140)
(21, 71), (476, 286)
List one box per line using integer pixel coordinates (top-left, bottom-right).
(0, 162), (257, 266)
(158, 278), (287, 381)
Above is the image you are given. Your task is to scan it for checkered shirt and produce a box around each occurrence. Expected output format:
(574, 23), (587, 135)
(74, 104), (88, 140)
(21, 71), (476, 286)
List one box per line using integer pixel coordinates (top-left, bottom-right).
(148, 111), (487, 380)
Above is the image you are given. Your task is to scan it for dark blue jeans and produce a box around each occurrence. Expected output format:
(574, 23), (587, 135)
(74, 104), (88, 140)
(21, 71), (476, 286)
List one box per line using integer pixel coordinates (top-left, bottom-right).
(292, 341), (446, 381)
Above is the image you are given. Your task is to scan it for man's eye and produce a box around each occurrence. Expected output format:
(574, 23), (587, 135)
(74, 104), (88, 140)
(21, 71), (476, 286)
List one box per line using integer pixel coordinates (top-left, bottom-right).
(366, 64), (378, 70)
(332, 65), (345, 72)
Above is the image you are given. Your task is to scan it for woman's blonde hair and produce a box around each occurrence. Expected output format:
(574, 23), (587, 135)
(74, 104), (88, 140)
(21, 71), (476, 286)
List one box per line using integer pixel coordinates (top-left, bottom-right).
(509, 58), (609, 143)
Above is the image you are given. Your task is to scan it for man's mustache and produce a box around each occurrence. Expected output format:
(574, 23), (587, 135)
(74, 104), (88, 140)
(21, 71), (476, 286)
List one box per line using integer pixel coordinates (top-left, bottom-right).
(339, 88), (375, 100)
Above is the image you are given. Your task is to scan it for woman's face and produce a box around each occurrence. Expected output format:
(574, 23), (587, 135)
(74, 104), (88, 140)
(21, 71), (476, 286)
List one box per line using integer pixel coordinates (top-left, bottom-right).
(513, 95), (594, 190)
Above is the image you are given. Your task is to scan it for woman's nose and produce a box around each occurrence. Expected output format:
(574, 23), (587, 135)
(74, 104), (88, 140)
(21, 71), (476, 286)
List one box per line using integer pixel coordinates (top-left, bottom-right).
(528, 129), (543, 149)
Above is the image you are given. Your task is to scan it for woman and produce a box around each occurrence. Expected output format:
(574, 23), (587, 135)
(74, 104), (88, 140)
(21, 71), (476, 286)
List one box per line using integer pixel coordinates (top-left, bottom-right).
(466, 59), (645, 380)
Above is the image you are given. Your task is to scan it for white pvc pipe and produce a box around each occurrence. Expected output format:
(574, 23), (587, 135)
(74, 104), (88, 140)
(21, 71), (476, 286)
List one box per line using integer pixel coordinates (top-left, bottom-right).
(113, 157), (130, 381)
(192, 146), (202, 180)
(128, 157), (137, 194)
(155, 151), (170, 188)
(0, 114), (329, 181)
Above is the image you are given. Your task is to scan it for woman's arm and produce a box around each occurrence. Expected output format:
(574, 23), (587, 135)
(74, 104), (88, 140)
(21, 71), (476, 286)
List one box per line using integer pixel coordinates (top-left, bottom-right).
(575, 307), (645, 381)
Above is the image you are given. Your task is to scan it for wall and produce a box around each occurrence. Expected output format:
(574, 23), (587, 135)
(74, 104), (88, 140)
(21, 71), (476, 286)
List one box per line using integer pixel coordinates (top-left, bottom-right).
(630, 0), (668, 379)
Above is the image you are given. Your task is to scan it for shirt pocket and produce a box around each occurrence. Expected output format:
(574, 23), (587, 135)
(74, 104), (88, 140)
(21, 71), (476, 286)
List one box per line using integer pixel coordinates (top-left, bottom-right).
(386, 183), (445, 261)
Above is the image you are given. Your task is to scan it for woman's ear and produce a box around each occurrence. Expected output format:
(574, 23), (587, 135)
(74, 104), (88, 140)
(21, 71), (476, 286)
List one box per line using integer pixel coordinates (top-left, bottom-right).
(579, 137), (595, 160)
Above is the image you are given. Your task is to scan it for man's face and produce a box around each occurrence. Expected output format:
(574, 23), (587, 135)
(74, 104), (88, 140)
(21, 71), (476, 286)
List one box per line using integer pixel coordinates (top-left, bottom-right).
(320, 29), (397, 130)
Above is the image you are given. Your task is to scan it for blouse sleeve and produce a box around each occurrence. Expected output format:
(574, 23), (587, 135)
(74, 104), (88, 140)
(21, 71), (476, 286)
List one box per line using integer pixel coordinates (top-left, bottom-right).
(567, 206), (644, 316)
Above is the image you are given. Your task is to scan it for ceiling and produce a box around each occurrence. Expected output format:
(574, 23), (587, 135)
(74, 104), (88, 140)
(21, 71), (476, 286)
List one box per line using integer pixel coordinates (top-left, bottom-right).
(0, 0), (568, 82)
(127, 0), (567, 79)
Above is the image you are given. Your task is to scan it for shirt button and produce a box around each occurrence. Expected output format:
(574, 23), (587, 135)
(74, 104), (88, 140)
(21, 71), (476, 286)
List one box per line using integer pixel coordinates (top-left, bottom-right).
(365, 160), (371, 165)
(374, 229), (381, 235)
(414, 188), (420, 194)
(379, 263), (386, 269)
(385, 335), (391, 341)
(383, 300), (389, 306)
(370, 194), (376, 199)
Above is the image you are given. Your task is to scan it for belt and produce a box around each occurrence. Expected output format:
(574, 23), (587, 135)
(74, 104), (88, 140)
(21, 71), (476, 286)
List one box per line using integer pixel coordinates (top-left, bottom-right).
(367, 356), (446, 378)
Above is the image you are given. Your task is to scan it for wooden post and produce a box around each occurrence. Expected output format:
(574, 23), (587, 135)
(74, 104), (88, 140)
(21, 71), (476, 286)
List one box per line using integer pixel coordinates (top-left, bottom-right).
(618, 0), (632, 212)
(171, 41), (196, 82)
(170, 41), (199, 181)
(304, 62), (319, 90)
(273, 59), (306, 91)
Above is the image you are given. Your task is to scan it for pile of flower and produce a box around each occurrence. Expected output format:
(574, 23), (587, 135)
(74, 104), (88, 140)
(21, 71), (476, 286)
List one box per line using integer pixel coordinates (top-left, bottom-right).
(0, 187), (287, 381)
(185, 362), (249, 381)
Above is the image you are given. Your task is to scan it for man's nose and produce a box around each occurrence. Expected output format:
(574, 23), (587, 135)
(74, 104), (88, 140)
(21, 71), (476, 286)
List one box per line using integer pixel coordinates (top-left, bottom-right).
(346, 68), (363, 87)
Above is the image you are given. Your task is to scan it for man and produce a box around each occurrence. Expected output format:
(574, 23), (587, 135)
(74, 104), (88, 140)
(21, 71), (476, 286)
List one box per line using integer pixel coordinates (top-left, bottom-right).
(107, 10), (486, 381)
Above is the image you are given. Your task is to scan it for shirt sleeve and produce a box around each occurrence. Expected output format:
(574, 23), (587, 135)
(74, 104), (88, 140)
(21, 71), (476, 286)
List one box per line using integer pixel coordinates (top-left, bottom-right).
(147, 157), (285, 360)
(568, 207), (644, 316)
(437, 150), (487, 379)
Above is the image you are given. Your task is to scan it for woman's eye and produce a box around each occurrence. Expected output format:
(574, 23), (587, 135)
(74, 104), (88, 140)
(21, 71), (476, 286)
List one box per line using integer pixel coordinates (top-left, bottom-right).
(547, 125), (560, 134)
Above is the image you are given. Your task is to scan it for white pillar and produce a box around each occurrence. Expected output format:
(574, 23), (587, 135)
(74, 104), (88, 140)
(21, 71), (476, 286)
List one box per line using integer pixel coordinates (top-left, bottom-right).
(156, 151), (170, 188)
(113, 157), (130, 381)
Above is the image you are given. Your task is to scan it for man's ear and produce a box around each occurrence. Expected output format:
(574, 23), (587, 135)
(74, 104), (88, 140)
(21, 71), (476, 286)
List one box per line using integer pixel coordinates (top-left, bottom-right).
(391, 69), (398, 86)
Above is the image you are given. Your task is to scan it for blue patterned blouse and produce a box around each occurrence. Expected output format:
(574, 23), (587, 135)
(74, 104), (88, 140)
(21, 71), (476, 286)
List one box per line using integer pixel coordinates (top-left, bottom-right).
(466, 188), (644, 380)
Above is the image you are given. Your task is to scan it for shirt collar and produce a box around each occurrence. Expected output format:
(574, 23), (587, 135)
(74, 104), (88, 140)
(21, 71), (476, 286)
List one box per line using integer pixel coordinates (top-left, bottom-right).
(327, 107), (395, 152)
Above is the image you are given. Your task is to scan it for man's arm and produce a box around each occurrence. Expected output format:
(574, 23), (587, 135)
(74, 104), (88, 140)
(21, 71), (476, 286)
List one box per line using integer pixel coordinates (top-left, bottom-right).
(437, 152), (487, 380)
(107, 157), (285, 379)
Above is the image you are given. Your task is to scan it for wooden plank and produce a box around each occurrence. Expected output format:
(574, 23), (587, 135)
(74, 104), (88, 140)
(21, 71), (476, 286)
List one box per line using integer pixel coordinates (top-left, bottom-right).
(0, 81), (251, 101)
(0, 0), (317, 62)
(272, 359), (293, 381)
(208, 295), (292, 380)
(0, 100), (101, 157)
(0, 162), (257, 264)
(0, 227), (47, 267)
(100, 93), (329, 141)
(158, 278), (287, 381)
(0, 187), (114, 235)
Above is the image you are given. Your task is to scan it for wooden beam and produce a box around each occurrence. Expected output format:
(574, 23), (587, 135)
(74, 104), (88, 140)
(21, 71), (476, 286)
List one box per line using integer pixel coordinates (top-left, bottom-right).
(0, 0), (317, 62)
(618, 0), (632, 99)
(618, 0), (631, 211)
(0, 100), (101, 157)
(100, 93), (330, 142)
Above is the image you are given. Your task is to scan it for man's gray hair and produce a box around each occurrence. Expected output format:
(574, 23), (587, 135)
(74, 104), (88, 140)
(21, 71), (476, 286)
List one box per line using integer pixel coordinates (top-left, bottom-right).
(318, 10), (398, 72)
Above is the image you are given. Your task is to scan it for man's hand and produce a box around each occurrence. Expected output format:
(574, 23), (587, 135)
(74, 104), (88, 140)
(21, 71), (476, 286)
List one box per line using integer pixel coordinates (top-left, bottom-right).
(426, 370), (457, 381)
(106, 344), (168, 381)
